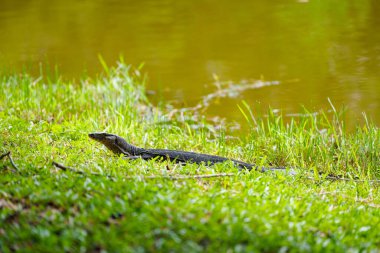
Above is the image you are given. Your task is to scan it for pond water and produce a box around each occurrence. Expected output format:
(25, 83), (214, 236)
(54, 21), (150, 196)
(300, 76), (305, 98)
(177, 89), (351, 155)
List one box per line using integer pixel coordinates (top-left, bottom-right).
(1, 0), (379, 128)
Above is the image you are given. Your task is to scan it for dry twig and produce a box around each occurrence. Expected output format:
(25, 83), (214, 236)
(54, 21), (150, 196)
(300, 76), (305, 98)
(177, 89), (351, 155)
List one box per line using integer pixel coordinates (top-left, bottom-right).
(0, 151), (11, 160)
(305, 176), (380, 183)
(52, 161), (234, 180)
(0, 151), (20, 172)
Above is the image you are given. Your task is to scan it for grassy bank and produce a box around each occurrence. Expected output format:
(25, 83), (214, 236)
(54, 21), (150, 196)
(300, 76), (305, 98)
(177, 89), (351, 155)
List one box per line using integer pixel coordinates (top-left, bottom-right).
(1, 62), (380, 252)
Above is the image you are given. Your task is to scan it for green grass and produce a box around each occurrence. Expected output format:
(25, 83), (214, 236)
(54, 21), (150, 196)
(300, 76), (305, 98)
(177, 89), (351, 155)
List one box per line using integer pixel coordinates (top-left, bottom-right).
(1, 62), (380, 252)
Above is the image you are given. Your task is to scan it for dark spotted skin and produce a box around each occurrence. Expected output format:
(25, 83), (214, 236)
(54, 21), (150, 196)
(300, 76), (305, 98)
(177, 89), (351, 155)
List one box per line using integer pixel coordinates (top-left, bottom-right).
(89, 132), (285, 172)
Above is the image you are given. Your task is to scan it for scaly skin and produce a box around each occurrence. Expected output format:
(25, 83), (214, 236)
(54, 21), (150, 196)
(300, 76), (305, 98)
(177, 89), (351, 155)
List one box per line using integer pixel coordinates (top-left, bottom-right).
(89, 132), (286, 172)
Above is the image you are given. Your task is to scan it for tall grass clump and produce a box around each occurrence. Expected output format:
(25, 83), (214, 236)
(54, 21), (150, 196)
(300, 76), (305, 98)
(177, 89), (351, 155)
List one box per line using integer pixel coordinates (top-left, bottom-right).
(0, 62), (148, 125)
(238, 102), (380, 178)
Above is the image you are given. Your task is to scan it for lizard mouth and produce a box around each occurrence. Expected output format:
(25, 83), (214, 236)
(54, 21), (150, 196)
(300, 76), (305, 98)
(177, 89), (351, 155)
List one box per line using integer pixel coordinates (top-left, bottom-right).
(88, 133), (98, 140)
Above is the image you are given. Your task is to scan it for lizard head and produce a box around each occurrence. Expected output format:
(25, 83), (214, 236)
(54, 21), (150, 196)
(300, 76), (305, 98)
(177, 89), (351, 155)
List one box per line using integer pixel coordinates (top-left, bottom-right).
(89, 132), (126, 155)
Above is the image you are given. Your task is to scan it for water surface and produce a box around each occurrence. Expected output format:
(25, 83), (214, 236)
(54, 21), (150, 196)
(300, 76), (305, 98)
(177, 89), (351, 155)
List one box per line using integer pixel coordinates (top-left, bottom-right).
(0, 0), (379, 128)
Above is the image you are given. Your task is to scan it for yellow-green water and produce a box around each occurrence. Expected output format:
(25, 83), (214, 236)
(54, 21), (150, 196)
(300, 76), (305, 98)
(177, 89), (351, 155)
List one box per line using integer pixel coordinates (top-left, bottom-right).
(1, 0), (379, 128)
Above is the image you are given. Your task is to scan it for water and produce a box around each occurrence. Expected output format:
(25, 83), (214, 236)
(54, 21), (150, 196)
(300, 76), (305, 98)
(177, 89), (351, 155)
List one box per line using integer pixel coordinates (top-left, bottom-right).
(1, 0), (379, 128)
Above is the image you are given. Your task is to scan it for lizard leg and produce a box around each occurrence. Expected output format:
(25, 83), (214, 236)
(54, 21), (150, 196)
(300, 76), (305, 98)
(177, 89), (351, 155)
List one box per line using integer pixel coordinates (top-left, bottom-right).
(122, 156), (142, 160)
(123, 154), (156, 160)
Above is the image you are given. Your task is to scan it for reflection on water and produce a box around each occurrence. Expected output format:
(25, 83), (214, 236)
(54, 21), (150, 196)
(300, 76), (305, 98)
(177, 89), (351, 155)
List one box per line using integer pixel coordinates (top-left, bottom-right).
(0, 0), (379, 127)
